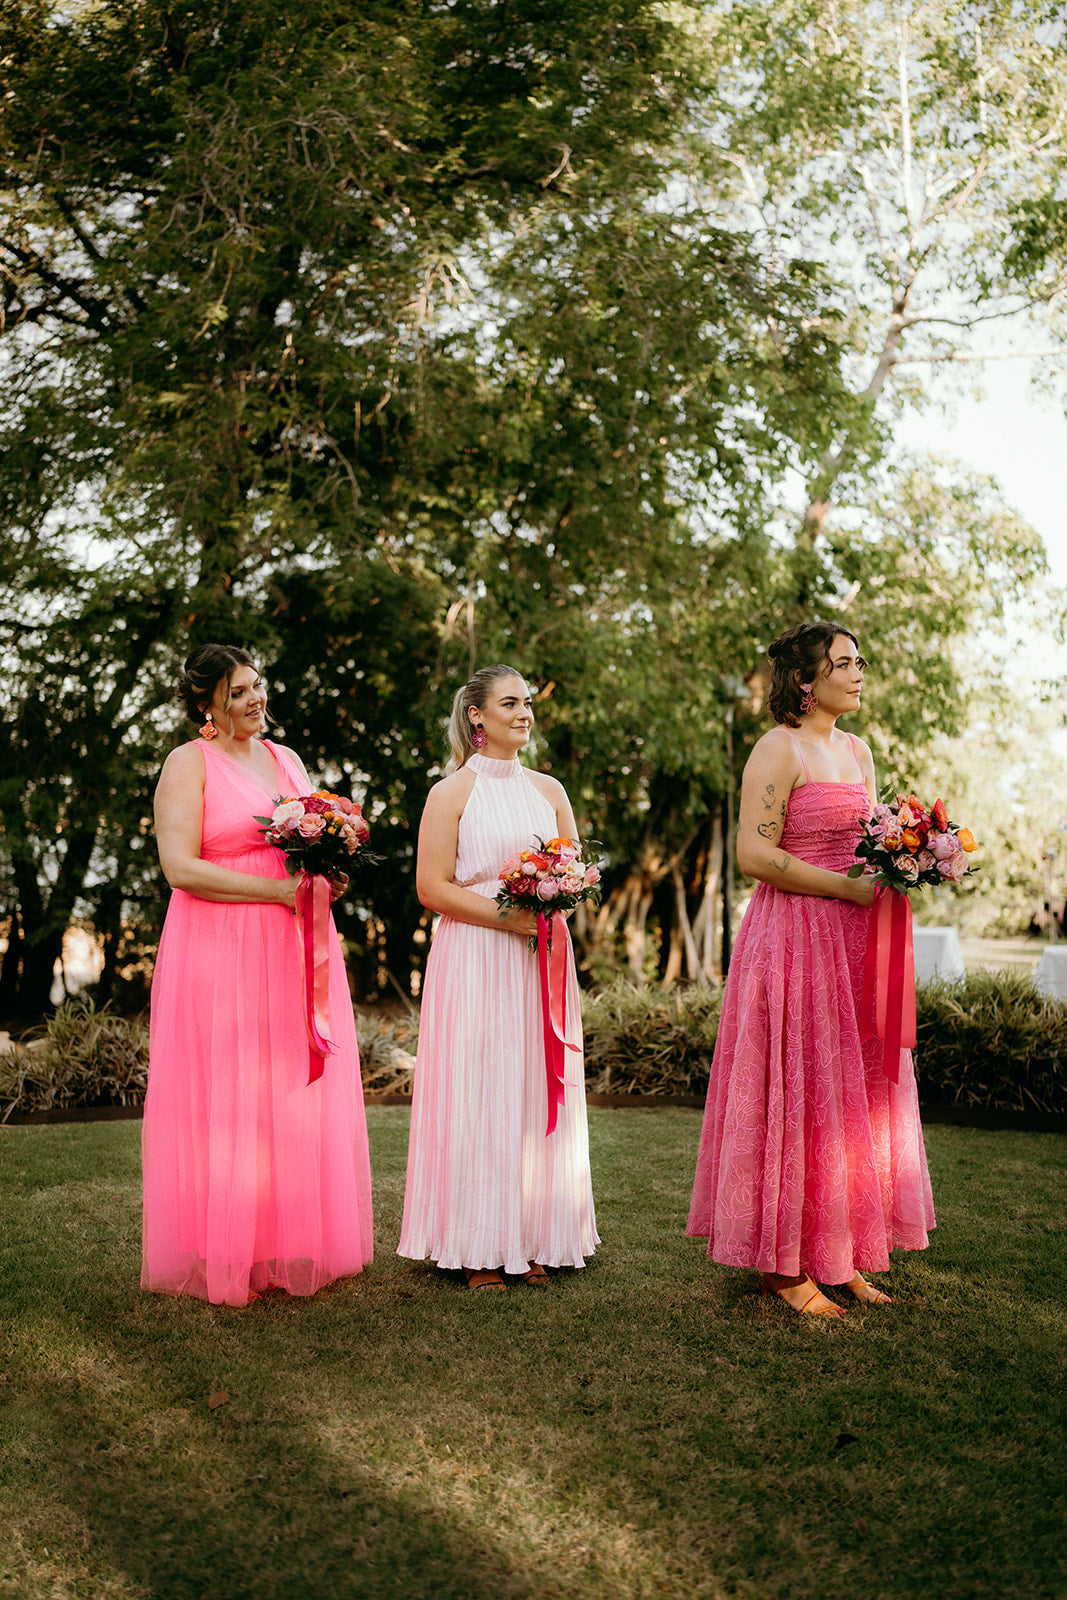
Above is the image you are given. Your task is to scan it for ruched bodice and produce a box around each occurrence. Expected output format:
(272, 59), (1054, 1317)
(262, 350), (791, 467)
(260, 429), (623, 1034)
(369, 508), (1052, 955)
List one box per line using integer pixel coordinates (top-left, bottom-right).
(779, 781), (871, 872)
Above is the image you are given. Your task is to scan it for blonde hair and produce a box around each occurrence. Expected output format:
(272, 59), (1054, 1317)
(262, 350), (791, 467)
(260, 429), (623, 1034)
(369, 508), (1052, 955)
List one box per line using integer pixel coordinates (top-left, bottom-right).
(444, 664), (527, 775)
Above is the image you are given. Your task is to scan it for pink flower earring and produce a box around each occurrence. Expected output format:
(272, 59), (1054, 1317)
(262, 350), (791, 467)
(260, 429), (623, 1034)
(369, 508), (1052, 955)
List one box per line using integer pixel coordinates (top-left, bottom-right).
(800, 684), (818, 716)
(199, 714), (219, 740)
(471, 725), (488, 750)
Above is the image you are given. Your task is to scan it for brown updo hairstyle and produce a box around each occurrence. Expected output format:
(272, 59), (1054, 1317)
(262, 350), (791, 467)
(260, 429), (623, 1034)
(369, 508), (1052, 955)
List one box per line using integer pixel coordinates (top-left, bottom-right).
(177, 643), (257, 730)
(767, 621), (860, 728)
(444, 663), (527, 775)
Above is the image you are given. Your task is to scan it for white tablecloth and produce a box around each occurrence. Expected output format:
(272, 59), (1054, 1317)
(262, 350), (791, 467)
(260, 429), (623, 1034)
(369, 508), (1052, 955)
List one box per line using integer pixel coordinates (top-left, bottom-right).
(1033, 945), (1067, 1000)
(912, 926), (967, 984)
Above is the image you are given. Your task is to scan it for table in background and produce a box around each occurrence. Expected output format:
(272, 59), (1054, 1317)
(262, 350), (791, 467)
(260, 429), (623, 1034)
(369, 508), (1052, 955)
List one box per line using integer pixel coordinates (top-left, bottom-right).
(1033, 945), (1067, 1000)
(912, 926), (967, 984)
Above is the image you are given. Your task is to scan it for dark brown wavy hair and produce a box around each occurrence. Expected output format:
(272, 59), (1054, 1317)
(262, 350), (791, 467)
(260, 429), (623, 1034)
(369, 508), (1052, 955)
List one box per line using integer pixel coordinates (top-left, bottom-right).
(766, 621), (860, 728)
(176, 643), (257, 727)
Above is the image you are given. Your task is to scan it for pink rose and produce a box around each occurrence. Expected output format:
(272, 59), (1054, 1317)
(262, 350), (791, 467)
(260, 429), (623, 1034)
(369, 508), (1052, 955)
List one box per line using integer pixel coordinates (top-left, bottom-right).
(331, 795), (357, 815)
(536, 878), (561, 900)
(897, 803), (916, 827)
(521, 862), (538, 877)
(916, 850), (936, 872)
(584, 864), (601, 887)
(298, 815), (326, 839)
(561, 875), (584, 894)
(938, 853), (967, 883)
(929, 832), (958, 861)
(303, 795), (331, 815)
(272, 799), (305, 830)
(897, 855), (920, 882)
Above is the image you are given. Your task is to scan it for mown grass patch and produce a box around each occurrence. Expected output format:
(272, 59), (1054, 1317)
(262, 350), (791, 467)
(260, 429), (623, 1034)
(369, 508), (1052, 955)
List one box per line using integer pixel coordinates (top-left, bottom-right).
(1, 1112), (1065, 1598)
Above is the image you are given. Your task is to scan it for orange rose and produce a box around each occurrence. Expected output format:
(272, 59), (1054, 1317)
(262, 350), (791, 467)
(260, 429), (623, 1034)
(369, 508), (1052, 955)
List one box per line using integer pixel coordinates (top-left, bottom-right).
(902, 828), (921, 852)
(957, 828), (977, 853)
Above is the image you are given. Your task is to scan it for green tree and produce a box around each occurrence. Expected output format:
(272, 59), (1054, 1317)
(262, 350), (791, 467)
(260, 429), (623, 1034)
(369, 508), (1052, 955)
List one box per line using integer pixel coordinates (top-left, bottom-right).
(0, 0), (852, 1014)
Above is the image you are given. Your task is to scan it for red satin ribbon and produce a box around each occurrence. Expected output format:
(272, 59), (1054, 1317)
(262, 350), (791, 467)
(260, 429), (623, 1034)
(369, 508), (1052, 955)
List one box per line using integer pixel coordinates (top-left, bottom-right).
(860, 886), (916, 1083)
(536, 912), (581, 1136)
(295, 872), (335, 1084)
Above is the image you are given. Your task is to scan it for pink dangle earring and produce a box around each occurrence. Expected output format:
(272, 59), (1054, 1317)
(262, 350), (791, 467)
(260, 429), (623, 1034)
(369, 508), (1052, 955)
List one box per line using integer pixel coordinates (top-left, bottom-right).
(471, 724), (488, 750)
(199, 713), (219, 740)
(800, 684), (818, 717)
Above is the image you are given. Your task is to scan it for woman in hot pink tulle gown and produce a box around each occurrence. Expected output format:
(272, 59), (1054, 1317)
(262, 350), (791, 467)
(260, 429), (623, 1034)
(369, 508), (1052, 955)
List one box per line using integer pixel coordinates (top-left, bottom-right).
(399, 665), (599, 1289)
(688, 623), (934, 1317)
(142, 643), (373, 1306)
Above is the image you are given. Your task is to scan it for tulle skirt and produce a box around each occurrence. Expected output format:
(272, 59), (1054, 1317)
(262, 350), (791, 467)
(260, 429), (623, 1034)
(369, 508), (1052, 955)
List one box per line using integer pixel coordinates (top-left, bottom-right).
(142, 883), (373, 1306)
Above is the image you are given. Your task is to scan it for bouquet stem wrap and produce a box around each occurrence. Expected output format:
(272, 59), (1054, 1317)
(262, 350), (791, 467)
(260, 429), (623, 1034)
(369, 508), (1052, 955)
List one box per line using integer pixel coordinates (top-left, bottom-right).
(536, 912), (581, 1136)
(295, 872), (335, 1084)
(860, 886), (916, 1083)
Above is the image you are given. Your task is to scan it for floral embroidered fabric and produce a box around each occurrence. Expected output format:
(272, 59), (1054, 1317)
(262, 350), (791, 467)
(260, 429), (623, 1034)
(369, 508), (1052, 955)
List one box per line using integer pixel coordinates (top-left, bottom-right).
(687, 780), (935, 1283)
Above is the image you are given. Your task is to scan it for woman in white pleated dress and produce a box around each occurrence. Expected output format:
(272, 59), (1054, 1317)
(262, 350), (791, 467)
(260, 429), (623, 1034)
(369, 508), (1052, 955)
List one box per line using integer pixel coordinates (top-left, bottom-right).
(398, 665), (599, 1288)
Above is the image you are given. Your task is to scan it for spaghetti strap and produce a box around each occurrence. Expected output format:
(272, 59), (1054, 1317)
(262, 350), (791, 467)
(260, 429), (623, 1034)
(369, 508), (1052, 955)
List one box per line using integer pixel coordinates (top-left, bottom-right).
(784, 730), (811, 783)
(845, 733), (865, 782)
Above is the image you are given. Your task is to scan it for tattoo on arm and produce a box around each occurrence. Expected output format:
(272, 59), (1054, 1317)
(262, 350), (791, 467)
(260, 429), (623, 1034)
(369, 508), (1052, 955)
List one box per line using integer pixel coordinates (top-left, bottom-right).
(770, 854), (790, 875)
(761, 784), (776, 811)
(757, 798), (788, 840)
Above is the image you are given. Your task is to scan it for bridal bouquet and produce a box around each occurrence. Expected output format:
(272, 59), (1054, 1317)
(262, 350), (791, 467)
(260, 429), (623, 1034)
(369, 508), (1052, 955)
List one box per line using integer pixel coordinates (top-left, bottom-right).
(255, 791), (377, 881)
(848, 792), (977, 894)
(496, 836), (604, 942)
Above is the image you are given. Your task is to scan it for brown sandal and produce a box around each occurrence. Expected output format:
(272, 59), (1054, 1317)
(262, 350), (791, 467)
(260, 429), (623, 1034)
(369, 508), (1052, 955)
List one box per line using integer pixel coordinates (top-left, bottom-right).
(843, 1273), (893, 1305)
(463, 1267), (506, 1290)
(761, 1273), (847, 1319)
(522, 1263), (551, 1286)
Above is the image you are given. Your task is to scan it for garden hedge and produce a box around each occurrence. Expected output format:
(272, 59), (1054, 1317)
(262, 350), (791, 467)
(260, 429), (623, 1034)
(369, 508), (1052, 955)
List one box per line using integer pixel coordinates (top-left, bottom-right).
(4, 972), (1067, 1118)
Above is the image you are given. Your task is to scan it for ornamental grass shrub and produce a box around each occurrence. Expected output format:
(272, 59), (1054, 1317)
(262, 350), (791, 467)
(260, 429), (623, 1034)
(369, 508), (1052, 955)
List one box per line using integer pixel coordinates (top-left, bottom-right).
(580, 979), (723, 1099)
(581, 971), (1067, 1113)
(0, 998), (149, 1120)
(913, 970), (1067, 1115)
(0, 998), (421, 1117)
(5, 971), (1065, 1116)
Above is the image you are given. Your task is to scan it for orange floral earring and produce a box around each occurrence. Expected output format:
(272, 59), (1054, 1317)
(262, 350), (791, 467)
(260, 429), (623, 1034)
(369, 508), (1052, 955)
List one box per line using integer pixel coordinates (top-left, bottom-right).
(199, 713), (219, 740)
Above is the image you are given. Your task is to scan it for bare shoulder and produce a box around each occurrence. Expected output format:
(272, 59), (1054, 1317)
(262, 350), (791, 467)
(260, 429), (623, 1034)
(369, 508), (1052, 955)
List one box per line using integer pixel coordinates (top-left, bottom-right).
(525, 769), (567, 805)
(159, 742), (206, 781)
(423, 768), (477, 816)
(844, 732), (876, 773)
(747, 725), (801, 772)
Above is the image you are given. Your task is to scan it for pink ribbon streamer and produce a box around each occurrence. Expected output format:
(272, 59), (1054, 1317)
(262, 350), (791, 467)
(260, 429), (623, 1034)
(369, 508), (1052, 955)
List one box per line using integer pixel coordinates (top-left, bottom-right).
(295, 872), (335, 1084)
(536, 912), (581, 1136)
(860, 885), (916, 1083)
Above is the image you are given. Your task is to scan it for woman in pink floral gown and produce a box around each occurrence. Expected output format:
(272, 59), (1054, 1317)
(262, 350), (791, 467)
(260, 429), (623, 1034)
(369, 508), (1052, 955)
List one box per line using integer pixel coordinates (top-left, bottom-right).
(688, 623), (934, 1316)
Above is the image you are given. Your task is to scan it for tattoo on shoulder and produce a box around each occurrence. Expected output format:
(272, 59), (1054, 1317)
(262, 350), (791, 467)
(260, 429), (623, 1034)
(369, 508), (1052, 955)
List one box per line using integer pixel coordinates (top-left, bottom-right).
(761, 783), (776, 811)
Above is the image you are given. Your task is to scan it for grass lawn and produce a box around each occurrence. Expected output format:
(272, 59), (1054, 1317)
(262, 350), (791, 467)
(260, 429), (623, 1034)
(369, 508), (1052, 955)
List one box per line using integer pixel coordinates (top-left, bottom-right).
(1, 1110), (1065, 1600)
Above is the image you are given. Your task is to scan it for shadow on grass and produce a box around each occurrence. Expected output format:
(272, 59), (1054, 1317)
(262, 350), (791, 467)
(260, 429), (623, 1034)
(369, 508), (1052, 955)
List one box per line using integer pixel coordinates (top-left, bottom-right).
(2, 1112), (1067, 1600)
